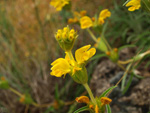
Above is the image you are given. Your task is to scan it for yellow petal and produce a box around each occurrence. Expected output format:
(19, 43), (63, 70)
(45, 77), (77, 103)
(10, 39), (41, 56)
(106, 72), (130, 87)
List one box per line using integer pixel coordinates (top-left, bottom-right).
(75, 96), (90, 104)
(50, 0), (70, 11)
(126, 0), (141, 11)
(100, 97), (112, 105)
(75, 45), (96, 64)
(99, 9), (111, 20)
(50, 58), (71, 77)
(80, 16), (93, 29)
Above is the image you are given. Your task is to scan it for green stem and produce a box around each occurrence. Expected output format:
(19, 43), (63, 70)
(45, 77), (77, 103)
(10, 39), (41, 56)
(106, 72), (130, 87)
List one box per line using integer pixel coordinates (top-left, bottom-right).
(83, 83), (96, 105)
(9, 87), (23, 97)
(101, 35), (112, 51)
(87, 29), (98, 43)
(67, 51), (74, 60)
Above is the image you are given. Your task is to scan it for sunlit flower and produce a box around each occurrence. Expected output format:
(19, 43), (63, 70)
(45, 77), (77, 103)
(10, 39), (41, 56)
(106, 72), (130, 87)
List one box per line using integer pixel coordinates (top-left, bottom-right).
(50, 0), (70, 11)
(80, 16), (93, 29)
(76, 96), (90, 104)
(98, 9), (111, 25)
(100, 97), (112, 105)
(126, 0), (141, 11)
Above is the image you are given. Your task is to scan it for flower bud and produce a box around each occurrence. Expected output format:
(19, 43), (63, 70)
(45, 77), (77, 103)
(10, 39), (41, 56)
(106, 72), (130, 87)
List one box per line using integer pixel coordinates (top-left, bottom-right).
(0, 76), (9, 89)
(96, 38), (108, 52)
(106, 48), (119, 63)
(133, 50), (150, 61)
(55, 26), (78, 52)
(19, 94), (34, 105)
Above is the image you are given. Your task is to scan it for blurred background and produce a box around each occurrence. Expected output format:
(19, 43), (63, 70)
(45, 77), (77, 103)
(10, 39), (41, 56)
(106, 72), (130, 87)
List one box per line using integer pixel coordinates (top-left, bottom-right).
(0, 0), (150, 113)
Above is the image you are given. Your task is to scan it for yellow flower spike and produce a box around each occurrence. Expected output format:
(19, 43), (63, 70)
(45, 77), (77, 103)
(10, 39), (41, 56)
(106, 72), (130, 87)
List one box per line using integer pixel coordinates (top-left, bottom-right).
(50, 0), (70, 11)
(75, 96), (90, 104)
(80, 10), (87, 17)
(50, 58), (71, 77)
(98, 9), (111, 25)
(55, 26), (78, 51)
(95, 105), (99, 113)
(126, 0), (141, 11)
(80, 16), (93, 29)
(75, 45), (96, 65)
(100, 97), (112, 105)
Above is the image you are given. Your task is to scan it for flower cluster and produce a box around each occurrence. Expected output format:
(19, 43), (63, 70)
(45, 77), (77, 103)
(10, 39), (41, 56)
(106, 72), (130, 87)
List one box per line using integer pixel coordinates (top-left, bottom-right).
(55, 26), (77, 52)
(80, 9), (111, 29)
(51, 27), (96, 84)
(50, 0), (70, 11)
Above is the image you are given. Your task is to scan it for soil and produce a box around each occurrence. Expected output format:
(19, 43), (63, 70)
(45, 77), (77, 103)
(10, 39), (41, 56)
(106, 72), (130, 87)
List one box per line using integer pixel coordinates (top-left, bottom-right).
(90, 48), (150, 113)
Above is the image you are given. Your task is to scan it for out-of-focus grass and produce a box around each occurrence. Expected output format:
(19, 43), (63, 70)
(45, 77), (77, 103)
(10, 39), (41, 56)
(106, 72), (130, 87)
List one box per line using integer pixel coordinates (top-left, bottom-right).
(0, 0), (64, 112)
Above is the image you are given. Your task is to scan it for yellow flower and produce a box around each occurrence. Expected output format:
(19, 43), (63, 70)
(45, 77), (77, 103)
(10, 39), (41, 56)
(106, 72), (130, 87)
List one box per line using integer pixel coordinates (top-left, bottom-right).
(50, 0), (70, 11)
(126, 0), (141, 11)
(80, 16), (93, 29)
(75, 96), (90, 104)
(95, 105), (99, 113)
(100, 97), (112, 105)
(50, 58), (71, 77)
(75, 45), (96, 64)
(98, 9), (111, 25)
(50, 45), (96, 84)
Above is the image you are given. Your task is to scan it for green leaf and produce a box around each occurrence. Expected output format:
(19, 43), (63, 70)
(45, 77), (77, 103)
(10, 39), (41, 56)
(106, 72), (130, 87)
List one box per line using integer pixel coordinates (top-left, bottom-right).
(90, 54), (106, 61)
(55, 84), (59, 100)
(74, 106), (89, 113)
(101, 21), (108, 36)
(123, 0), (131, 6)
(106, 105), (111, 113)
(121, 72), (127, 91)
(118, 45), (136, 52)
(121, 63), (132, 91)
(122, 73), (134, 94)
(134, 74), (144, 79)
(99, 86), (117, 98)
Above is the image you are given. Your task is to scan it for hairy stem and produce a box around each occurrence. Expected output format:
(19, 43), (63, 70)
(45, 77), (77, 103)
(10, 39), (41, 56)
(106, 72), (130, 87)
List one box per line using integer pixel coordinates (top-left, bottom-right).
(83, 83), (96, 105)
